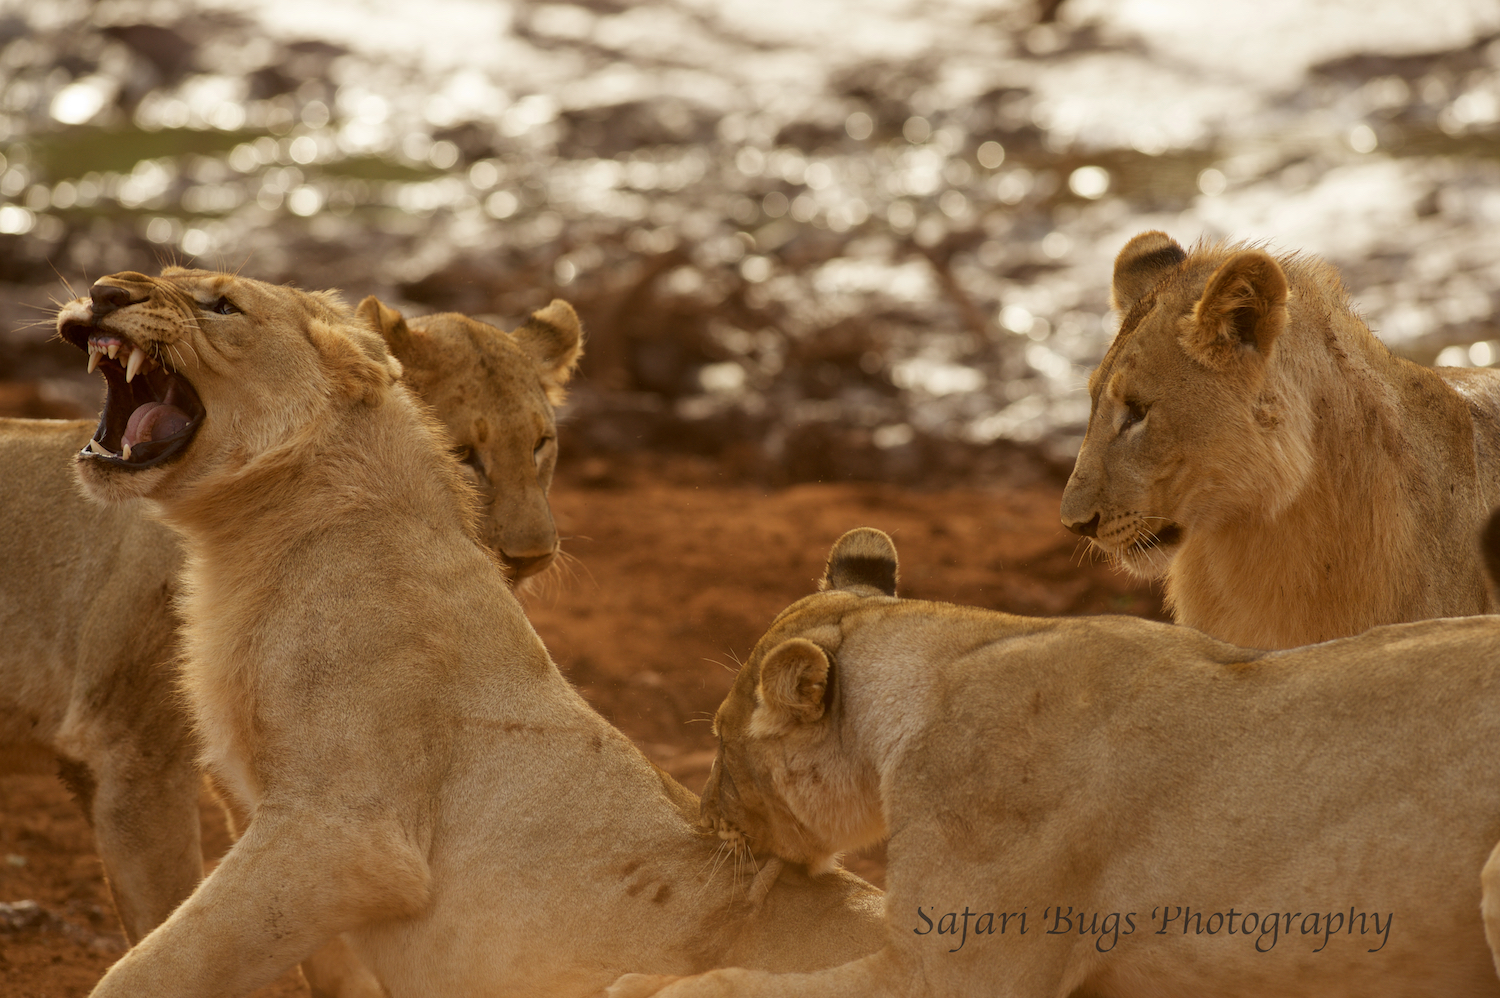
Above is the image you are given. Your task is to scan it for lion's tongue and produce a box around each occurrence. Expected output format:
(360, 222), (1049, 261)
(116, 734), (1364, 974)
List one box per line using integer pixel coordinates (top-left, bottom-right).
(123, 401), (191, 448)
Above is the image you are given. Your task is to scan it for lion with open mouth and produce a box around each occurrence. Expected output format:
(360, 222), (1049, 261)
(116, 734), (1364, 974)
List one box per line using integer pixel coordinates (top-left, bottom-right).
(7, 286), (582, 996)
(69, 280), (206, 467)
(57, 268), (882, 998)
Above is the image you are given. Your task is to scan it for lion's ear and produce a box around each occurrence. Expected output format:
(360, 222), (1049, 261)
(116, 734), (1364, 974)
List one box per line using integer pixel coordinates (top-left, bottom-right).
(756, 638), (831, 730)
(1182, 249), (1289, 370)
(820, 528), (898, 597)
(357, 295), (417, 361)
(1482, 507), (1500, 606)
(1112, 231), (1186, 315)
(309, 319), (396, 405)
(514, 300), (584, 404)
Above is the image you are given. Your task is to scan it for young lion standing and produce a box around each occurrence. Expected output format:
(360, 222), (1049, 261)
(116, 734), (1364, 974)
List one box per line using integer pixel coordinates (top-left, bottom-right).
(0, 297), (579, 980)
(59, 269), (882, 998)
(1061, 231), (1500, 648)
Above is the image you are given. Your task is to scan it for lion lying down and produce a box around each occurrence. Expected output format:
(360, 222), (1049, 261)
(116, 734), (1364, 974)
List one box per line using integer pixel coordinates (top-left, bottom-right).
(612, 528), (1500, 998)
(3, 295), (583, 996)
(56, 269), (882, 998)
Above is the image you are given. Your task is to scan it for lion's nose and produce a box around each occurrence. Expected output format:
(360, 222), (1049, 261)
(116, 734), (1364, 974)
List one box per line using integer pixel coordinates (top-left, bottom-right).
(1065, 513), (1100, 538)
(90, 283), (134, 318)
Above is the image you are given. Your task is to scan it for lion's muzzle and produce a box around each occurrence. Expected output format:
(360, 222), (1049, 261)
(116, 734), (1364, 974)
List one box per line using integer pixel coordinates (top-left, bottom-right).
(58, 281), (205, 470)
(1065, 512), (1100, 537)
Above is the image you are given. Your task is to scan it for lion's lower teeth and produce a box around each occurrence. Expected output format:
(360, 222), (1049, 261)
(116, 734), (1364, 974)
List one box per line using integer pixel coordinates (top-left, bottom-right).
(122, 441), (133, 460)
(87, 438), (115, 458)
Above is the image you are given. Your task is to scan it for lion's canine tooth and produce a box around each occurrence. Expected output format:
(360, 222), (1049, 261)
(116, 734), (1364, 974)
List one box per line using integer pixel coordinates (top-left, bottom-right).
(107, 343), (119, 359)
(125, 348), (144, 383)
(86, 346), (100, 374)
(121, 440), (132, 460)
(86, 438), (112, 457)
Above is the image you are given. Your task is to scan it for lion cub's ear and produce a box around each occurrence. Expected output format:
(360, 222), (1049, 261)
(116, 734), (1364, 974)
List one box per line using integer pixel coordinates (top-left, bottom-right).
(1112, 231), (1186, 315)
(357, 295), (418, 360)
(820, 527), (898, 597)
(514, 300), (584, 404)
(755, 638), (832, 732)
(1181, 249), (1289, 370)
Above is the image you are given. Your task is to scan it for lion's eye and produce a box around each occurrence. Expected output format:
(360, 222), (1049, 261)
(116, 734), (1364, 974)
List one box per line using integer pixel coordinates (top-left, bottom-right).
(533, 435), (553, 467)
(206, 296), (240, 315)
(1120, 399), (1149, 431)
(452, 445), (481, 470)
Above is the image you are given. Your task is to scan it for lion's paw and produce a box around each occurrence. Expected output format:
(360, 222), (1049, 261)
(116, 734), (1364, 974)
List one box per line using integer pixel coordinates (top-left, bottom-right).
(605, 973), (684, 998)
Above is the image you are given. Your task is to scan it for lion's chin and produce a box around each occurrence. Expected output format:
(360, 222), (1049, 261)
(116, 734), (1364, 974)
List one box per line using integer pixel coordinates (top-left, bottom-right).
(805, 852), (843, 877)
(58, 314), (205, 478)
(1112, 523), (1183, 579)
(74, 458), (176, 505)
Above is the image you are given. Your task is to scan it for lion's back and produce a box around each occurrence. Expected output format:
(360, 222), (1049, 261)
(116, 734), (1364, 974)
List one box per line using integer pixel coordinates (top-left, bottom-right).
(0, 418), (183, 747)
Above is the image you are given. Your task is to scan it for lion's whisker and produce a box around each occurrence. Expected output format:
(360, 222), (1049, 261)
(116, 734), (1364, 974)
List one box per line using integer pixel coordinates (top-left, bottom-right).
(553, 541), (596, 590)
(176, 340), (201, 371)
(705, 839), (738, 884)
(48, 262), (78, 300)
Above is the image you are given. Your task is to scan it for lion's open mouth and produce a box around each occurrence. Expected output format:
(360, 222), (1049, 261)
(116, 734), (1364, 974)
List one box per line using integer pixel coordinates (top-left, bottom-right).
(1131, 523), (1183, 553)
(706, 814), (747, 845)
(58, 319), (204, 469)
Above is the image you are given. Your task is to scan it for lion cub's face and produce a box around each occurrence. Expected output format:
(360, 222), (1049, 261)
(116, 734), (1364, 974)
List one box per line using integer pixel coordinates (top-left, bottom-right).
(358, 299), (582, 581)
(1060, 231), (1313, 577)
(58, 268), (396, 506)
(700, 528), (898, 875)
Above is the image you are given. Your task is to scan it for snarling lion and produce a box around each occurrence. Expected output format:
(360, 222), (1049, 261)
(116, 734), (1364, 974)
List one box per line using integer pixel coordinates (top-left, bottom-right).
(55, 269), (881, 998)
(1060, 231), (1500, 648)
(2, 295), (580, 994)
(611, 527), (1500, 998)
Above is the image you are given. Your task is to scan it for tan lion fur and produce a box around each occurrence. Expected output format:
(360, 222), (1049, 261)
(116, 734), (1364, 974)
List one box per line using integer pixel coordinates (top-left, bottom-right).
(1, 296), (580, 995)
(612, 528), (1500, 998)
(57, 269), (881, 998)
(1060, 231), (1500, 649)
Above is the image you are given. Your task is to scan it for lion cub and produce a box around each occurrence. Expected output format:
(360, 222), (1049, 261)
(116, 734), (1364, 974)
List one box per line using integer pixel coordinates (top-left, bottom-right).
(58, 269), (881, 998)
(0, 297), (579, 965)
(1062, 232), (1500, 649)
(613, 528), (1500, 997)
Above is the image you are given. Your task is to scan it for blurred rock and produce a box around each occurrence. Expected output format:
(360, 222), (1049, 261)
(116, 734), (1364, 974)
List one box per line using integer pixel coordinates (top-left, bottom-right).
(2, 1), (1498, 480)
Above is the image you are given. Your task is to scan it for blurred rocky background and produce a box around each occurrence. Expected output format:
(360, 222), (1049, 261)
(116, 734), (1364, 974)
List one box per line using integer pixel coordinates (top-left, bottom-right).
(1, 0), (1499, 484)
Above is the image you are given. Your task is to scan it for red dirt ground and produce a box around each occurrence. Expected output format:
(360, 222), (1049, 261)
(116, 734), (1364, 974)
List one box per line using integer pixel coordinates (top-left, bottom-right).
(0, 451), (1162, 997)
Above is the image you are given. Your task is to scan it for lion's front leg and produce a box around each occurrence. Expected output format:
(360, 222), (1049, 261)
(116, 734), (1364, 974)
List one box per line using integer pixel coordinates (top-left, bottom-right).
(607, 947), (917, 998)
(82, 746), (204, 944)
(300, 934), (390, 998)
(1481, 840), (1500, 980)
(89, 806), (429, 998)
(203, 776), (390, 998)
